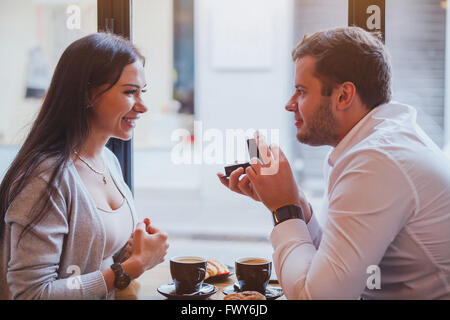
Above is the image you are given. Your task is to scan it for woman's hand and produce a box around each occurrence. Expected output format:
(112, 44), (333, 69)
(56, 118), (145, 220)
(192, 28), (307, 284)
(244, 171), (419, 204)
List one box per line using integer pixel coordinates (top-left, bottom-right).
(125, 218), (158, 260)
(127, 220), (169, 273)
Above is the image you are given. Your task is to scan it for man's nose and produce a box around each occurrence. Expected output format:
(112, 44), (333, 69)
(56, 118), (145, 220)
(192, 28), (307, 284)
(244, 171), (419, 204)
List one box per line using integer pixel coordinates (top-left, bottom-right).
(285, 100), (298, 112)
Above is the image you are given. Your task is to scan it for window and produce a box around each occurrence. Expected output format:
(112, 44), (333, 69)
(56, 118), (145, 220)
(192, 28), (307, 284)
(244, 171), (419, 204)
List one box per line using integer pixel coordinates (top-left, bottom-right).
(0, 0), (97, 180)
(1, 0), (448, 266)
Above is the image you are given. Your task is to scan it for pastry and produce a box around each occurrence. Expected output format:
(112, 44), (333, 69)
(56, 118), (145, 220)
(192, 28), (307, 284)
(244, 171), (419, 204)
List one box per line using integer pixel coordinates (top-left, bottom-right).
(205, 259), (230, 279)
(224, 291), (266, 300)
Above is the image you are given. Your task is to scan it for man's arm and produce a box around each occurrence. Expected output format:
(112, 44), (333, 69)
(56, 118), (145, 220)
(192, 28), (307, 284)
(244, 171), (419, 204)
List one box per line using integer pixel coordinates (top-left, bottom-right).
(270, 150), (415, 299)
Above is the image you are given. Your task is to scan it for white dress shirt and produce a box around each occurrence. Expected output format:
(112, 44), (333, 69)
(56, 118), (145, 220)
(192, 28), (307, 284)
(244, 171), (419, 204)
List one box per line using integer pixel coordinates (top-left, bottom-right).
(271, 101), (450, 299)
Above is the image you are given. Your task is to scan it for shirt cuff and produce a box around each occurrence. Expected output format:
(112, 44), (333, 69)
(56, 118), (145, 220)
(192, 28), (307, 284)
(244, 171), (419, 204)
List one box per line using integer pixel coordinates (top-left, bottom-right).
(270, 218), (313, 250)
(81, 270), (109, 300)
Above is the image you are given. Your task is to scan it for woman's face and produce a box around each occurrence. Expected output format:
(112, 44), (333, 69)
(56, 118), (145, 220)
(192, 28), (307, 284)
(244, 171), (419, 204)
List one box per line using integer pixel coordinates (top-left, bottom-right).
(89, 60), (148, 141)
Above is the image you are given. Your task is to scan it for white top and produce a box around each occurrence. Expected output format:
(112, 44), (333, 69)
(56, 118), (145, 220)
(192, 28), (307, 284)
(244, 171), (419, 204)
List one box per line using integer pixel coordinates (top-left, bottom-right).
(270, 101), (450, 299)
(98, 194), (133, 272)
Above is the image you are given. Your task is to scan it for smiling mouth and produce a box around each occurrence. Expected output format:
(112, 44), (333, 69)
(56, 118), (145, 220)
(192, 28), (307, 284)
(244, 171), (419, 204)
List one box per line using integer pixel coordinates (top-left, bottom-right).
(122, 117), (139, 128)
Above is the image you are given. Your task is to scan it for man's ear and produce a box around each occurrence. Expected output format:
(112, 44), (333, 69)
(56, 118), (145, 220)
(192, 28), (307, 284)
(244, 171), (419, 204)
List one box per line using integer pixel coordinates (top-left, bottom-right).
(335, 81), (356, 111)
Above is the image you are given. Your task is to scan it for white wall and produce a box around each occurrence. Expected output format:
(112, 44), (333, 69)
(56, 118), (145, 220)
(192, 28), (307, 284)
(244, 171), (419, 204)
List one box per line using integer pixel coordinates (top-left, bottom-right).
(194, 0), (294, 199)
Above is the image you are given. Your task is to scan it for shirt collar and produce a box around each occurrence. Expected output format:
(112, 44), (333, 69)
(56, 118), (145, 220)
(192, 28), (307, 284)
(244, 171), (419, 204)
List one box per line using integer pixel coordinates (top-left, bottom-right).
(327, 102), (389, 167)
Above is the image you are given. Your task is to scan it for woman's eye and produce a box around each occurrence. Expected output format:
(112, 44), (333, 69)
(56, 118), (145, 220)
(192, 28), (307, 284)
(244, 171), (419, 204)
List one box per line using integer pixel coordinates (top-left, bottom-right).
(125, 89), (147, 95)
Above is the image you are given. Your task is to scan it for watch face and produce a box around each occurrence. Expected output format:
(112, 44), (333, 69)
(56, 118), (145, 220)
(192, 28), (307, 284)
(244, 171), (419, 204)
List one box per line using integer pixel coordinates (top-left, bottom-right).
(115, 274), (131, 290)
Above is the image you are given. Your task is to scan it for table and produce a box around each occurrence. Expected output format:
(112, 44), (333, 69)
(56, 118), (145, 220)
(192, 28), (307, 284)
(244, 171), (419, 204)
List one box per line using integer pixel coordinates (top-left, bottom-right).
(116, 263), (284, 300)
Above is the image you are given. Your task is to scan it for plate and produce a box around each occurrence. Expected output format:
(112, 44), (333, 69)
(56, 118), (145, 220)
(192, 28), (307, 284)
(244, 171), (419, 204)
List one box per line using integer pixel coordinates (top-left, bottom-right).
(205, 265), (234, 283)
(157, 282), (218, 300)
(222, 283), (284, 300)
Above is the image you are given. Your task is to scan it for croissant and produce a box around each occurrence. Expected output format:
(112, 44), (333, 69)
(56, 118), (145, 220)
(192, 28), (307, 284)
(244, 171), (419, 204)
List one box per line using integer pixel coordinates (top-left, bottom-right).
(224, 291), (266, 300)
(205, 259), (230, 279)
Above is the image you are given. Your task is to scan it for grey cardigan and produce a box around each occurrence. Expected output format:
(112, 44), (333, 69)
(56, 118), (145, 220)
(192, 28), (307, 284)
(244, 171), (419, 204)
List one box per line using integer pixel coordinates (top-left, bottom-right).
(0, 147), (138, 299)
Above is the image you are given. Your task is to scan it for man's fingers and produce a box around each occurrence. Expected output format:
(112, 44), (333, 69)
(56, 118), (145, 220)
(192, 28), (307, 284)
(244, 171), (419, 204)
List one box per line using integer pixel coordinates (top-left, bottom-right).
(237, 175), (252, 196)
(254, 132), (271, 164)
(228, 167), (245, 193)
(217, 173), (230, 188)
(269, 144), (285, 162)
(245, 165), (257, 181)
(249, 157), (262, 175)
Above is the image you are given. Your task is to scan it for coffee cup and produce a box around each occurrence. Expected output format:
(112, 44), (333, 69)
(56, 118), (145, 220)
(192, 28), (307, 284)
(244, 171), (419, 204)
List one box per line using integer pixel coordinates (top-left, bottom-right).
(235, 257), (272, 294)
(170, 256), (207, 295)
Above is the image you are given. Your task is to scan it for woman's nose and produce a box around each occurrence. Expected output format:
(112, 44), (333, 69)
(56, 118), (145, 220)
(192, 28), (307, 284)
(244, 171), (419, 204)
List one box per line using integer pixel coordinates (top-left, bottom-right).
(134, 101), (148, 114)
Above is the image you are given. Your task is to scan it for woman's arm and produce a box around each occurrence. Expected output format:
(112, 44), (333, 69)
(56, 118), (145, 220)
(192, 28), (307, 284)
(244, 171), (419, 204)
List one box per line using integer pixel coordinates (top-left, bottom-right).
(5, 176), (108, 299)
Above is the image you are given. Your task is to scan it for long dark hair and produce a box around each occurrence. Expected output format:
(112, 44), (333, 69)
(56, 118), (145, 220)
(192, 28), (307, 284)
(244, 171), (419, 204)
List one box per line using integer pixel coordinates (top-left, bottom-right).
(0, 32), (144, 240)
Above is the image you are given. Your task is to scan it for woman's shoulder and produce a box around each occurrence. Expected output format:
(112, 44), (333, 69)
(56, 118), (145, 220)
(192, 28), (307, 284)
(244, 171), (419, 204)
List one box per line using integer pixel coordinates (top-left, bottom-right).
(5, 155), (75, 224)
(33, 155), (74, 185)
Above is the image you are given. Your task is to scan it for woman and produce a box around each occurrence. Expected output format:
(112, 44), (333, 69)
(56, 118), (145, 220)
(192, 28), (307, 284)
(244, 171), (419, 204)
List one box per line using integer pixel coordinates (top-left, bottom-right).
(0, 33), (169, 299)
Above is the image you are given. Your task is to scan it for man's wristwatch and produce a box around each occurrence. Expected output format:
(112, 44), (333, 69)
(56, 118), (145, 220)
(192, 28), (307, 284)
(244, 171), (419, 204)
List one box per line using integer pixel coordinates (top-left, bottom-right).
(272, 204), (305, 226)
(111, 263), (131, 290)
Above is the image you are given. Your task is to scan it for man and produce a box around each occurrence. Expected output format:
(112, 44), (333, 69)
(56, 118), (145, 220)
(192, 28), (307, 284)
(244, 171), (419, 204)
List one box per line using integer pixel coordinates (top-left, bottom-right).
(218, 27), (450, 299)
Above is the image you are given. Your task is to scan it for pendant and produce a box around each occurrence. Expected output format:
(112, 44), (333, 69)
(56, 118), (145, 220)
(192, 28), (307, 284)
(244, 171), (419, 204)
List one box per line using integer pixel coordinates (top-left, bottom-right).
(103, 176), (107, 185)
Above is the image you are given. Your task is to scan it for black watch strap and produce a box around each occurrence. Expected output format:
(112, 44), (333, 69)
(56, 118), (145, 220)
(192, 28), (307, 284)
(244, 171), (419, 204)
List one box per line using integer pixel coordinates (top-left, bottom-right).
(111, 262), (131, 290)
(272, 205), (305, 226)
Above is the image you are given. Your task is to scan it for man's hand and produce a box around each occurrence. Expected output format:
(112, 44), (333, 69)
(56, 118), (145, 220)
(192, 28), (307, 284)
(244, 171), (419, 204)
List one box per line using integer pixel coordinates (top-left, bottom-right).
(245, 135), (312, 222)
(217, 134), (312, 223)
(217, 168), (261, 202)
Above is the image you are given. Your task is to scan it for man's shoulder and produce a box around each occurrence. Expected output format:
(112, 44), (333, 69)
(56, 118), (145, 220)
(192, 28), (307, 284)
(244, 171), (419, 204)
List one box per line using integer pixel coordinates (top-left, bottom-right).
(333, 147), (399, 174)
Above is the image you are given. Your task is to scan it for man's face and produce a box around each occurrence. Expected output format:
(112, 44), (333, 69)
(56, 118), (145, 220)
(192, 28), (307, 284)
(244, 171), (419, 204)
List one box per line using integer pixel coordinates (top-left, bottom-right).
(286, 56), (339, 147)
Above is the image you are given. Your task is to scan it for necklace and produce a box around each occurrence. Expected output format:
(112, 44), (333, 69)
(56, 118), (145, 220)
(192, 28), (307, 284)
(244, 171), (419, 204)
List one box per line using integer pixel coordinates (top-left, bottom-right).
(74, 151), (107, 185)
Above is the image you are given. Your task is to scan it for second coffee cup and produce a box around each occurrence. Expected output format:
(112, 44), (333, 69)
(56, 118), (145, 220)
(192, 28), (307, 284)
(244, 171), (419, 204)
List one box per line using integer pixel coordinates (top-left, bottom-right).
(235, 257), (272, 294)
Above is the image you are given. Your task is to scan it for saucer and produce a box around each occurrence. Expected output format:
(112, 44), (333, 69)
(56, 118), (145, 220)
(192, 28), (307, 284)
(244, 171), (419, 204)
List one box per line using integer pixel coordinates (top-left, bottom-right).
(157, 282), (218, 300)
(222, 283), (284, 300)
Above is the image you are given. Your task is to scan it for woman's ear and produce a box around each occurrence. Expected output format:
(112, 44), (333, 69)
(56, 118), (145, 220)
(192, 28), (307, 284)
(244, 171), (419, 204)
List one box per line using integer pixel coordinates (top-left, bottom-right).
(85, 87), (95, 109)
(335, 82), (356, 111)
(85, 85), (104, 109)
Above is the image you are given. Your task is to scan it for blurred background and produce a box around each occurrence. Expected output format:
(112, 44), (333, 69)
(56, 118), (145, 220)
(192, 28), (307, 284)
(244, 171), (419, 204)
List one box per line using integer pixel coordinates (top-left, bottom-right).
(0, 0), (448, 266)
